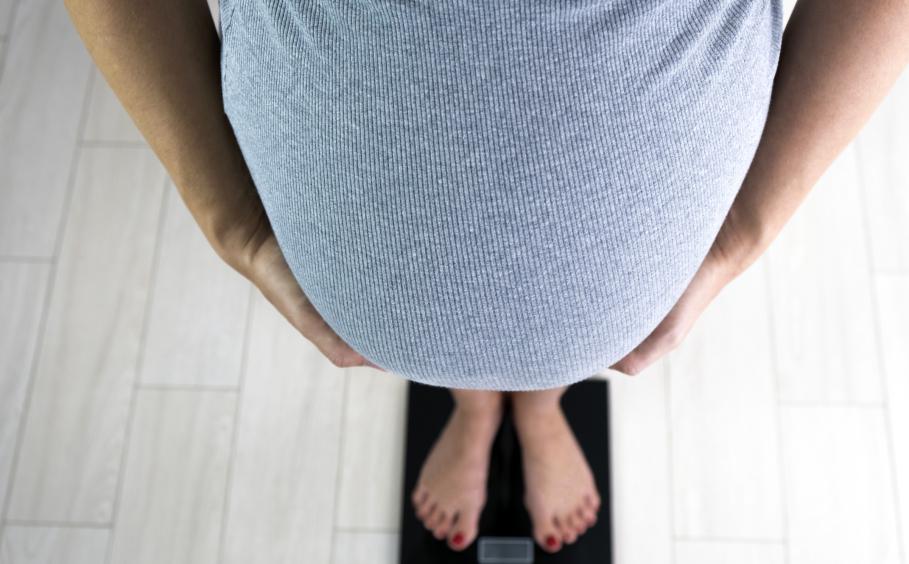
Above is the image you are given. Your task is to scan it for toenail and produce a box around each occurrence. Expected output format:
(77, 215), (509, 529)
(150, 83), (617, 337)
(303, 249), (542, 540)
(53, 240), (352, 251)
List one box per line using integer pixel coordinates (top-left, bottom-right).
(452, 532), (464, 546)
(546, 535), (559, 548)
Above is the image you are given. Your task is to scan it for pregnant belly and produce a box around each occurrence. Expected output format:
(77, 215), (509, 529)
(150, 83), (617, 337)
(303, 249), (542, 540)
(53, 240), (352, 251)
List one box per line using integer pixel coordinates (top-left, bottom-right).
(220, 0), (781, 390)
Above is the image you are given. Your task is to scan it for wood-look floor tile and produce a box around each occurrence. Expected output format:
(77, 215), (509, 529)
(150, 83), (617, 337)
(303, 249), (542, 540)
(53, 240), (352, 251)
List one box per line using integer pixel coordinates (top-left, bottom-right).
(0, 0), (15, 33)
(108, 389), (236, 564)
(675, 540), (785, 564)
(873, 273), (909, 557)
(139, 185), (251, 387)
(607, 359), (674, 564)
(781, 406), (900, 564)
(7, 147), (167, 522)
(854, 68), (909, 274)
(331, 530), (398, 564)
(334, 369), (407, 530)
(781, 0), (796, 24)
(0, 0), (92, 257)
(221, 290), (345, 564)
(81, 67), (144, 144)
(0, 526), (108, 564)
(765, 144), (882, 403)
(207, 0), (221, 40)
(669, 259), (784, 539)
(0, 263), (50, 515)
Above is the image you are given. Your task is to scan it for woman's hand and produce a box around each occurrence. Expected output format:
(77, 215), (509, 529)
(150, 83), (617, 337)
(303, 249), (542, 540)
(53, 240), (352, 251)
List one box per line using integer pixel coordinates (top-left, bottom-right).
(221, 209), (384, 371)
(608, 214), (756, 376)
(610, 0), (909, 377)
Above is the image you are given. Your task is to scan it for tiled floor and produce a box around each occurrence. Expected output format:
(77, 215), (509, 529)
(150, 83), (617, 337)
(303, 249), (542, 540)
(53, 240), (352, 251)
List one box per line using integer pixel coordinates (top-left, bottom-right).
(1, 0), (907, 562)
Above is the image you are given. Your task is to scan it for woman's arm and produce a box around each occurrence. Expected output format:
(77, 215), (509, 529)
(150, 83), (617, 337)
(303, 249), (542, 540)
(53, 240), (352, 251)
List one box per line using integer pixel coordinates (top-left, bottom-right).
(64, 0), (380, 369)
(610, 0), (909, 375)
(716, 0), (909, 277)
(63, 0), (260, 260)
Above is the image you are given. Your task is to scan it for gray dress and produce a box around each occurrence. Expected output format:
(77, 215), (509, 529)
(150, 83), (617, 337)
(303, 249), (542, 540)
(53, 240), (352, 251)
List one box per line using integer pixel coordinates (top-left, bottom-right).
(219, 0), (782, 390)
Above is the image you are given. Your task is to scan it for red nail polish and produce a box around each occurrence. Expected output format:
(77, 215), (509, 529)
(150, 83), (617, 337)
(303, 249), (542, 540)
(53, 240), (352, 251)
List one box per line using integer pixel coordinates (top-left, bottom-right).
(452, 532), (464, 546)
(546, 535), (559, 548)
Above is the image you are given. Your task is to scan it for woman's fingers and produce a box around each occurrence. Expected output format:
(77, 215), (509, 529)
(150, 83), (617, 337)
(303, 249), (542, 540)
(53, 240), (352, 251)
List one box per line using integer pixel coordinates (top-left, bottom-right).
(304, 314), (369, 368)
(609, 314), (686, 375)
(609, 251), (734, 376)
(243, 233), (384, 370)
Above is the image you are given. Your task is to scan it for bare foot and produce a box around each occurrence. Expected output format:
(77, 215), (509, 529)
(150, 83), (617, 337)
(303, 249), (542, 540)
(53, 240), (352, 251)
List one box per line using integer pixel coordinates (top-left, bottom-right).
(411, 389), (504, 551)
(511, 387), (602, 553)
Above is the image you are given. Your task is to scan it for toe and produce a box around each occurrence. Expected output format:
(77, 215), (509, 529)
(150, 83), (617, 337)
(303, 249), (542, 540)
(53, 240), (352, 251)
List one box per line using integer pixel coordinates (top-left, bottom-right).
(418, 500), (437, 523)
(447, 505), (481, 551)
(533, 514), (562, 553)
(578, 505), (597, 528)
(585, 492), (602, 512)
(411, 485), (428, 509)
(431, 509), (452, 539)
(573, 506), (592, 533)
(556, 515), (578, 544)
(564, 513), (583, 537)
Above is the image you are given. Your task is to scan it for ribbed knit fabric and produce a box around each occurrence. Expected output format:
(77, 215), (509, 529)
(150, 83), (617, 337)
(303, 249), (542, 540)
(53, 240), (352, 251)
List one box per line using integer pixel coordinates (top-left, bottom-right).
(219, 0), (782, 391)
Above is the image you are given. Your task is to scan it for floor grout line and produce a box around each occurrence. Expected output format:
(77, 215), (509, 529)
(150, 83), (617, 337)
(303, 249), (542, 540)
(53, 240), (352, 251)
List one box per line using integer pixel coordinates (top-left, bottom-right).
(0, 57), (95, 526)
(4, 519), (111, 530)
(0, 0), (21, 82)
(664, 358), (678, 564)
(872, 269), (909, 278)
(135, 383), (241, 393)
(80, 139), (147, 148)
(674, 535), (786, 544)
(777, 401), (885, 408)
(763, 254), (792, 564)
(102, 175), (171, 564)
(854, 133), (908, 564)
(334, 526), (400, 535)
(216, 281), (256, 564)
(0, 255), (54, 264)
(328, 368), (351, 564)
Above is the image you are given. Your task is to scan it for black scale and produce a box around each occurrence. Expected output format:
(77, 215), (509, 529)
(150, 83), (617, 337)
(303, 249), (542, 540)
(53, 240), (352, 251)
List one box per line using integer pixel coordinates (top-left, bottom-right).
(399, 378), (613, 564)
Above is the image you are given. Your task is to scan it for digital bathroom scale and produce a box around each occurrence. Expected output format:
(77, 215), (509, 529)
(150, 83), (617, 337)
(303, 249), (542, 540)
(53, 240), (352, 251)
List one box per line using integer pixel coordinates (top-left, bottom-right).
(399, 378), (613, 564)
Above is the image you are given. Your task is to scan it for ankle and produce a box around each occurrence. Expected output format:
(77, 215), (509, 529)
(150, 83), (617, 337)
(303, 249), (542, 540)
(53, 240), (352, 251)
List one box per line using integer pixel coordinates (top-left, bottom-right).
(452, 390), (504, 418)
(509, 388), (564, 419)
(511, 399), (564, 439)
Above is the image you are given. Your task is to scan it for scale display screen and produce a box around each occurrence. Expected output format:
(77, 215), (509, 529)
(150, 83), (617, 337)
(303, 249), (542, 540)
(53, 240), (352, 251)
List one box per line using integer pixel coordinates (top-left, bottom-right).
(478, 537), (534, 563)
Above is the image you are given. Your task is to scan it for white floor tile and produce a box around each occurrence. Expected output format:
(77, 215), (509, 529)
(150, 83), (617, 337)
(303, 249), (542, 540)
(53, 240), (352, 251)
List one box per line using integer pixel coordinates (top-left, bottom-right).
(221, 290), (345, 564)
(669, 260), (784, 539)
(607, 359), (674, 564)
(676, 540), (785, 564)
(139, 185), (251, 387)
(0, 0), (91, 257)
(82, 67), (144, 144)
(781, 406), (901, 564)
(108, 389), (236, 564)
(331, 530), (398, 564)
(6, 147), (167, 522)
(335, 369), (407, 530)
(765, 144), (881, 403)
(0, 0), (15, 33)
(0, 526), (107, 564)
(855, 67), (909, 274)
(0, 263), (49, 514)
(874, 273), (909, 558)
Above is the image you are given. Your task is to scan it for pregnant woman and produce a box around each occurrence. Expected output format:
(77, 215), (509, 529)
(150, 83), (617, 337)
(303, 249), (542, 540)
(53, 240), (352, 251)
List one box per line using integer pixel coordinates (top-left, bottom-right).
(67, 0), (909, 554)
